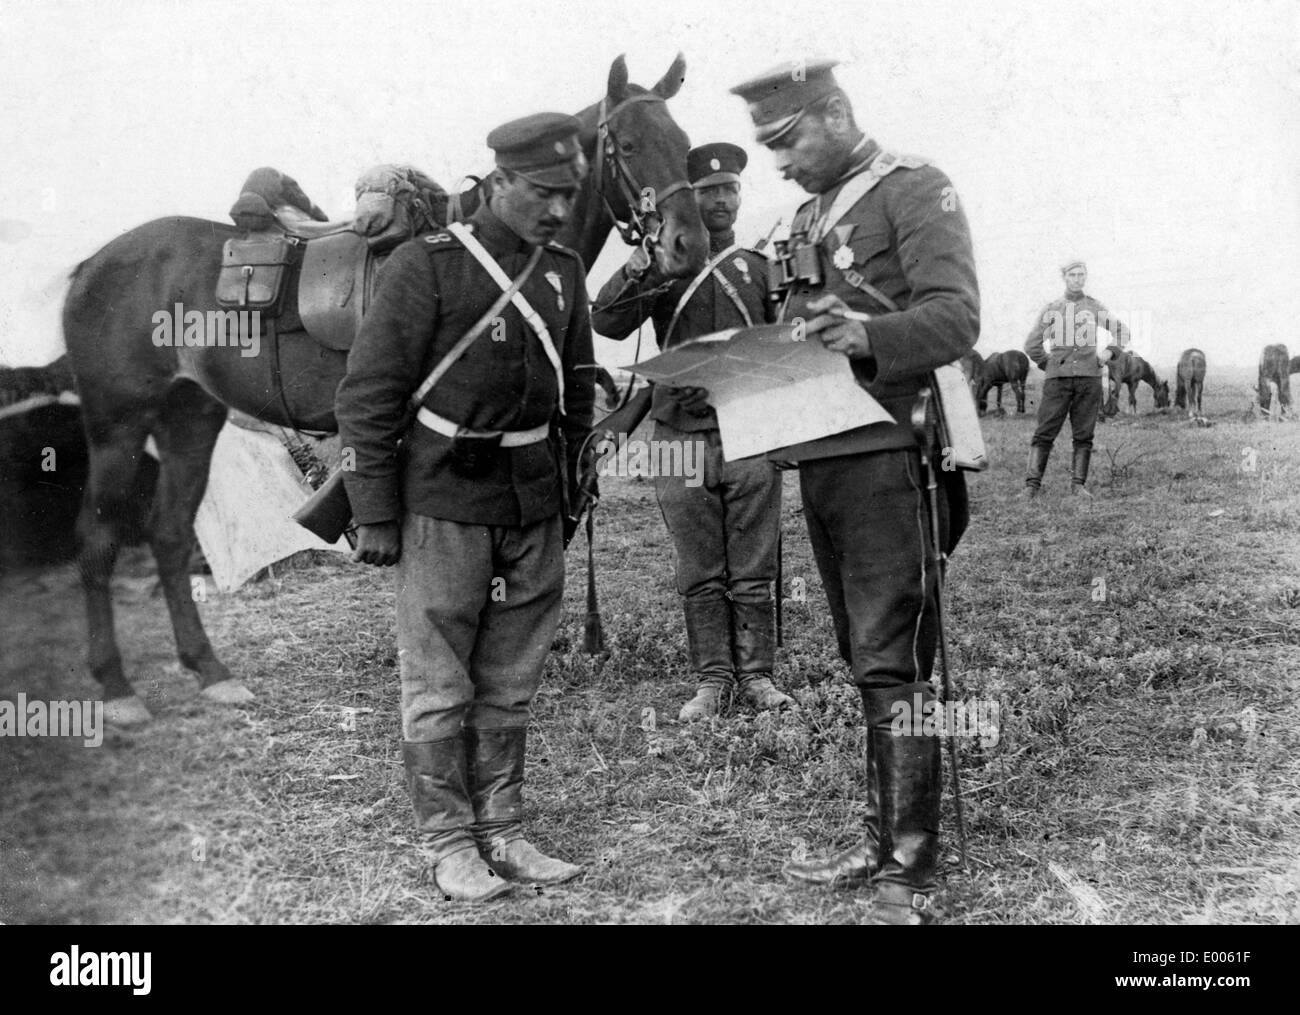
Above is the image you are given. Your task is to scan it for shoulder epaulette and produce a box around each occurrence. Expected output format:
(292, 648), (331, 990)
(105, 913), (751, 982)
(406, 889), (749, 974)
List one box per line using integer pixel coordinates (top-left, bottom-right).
(870, 151), (932, 179)
(423, 227), (461, 248)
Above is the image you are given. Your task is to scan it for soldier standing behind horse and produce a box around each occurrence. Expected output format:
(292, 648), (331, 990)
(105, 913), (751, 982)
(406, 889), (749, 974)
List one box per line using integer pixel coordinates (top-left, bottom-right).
(1023, 259), (1132, 497)
(591, 142), (791, 721)
(335, 113), (596, 902)
(729, 59), (979, 924)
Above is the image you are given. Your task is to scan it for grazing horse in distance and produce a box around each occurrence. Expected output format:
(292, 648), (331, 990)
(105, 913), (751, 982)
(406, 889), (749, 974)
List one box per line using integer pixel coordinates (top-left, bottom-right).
(1289, 355), (1300, 376)
(975, 350), (1029, 414)
(62, 53), (708, 725)
(1257, 343), (1291, 416)
(1174, 348), (1207, 419)
(1111, 351), (1170, 413)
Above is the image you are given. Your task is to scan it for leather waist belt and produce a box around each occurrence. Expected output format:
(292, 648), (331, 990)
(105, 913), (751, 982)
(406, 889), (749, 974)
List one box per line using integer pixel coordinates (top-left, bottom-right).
(416, 407), (549, 447)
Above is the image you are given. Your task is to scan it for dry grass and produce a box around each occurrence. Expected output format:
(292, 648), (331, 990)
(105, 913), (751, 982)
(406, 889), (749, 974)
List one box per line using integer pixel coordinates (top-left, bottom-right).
(2, 366), (1298, 924)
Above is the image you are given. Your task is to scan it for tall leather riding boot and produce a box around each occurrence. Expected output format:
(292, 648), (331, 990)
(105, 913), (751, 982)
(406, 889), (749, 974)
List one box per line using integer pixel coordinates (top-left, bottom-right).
(731, 597), (794, 710)
(783, 729), (881, 887)
(467, 726), (583, 886)
(1024, 443), (1051, 496)
(869, 721), (942, 925)
(403, 737), (513, 902)
(1070, 446), (1093, 497)
(678, 593), (736, 721)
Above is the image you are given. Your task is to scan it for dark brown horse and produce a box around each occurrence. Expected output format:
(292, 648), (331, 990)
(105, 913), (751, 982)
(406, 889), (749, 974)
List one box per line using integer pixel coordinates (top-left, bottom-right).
(1112, 352), (1169, 413)
(975, 350), (1029, 415)
(63, 54), (707, 725)
(1174, 348), (1206, 419)
(1258, 343), (1291, 416)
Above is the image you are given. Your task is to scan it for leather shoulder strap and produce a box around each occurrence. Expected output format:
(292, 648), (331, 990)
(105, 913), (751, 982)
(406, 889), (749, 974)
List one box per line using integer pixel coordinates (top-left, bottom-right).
(662, 242), (746, 346)
(409, 242), (543, 408)
(447, 221), (566, 413)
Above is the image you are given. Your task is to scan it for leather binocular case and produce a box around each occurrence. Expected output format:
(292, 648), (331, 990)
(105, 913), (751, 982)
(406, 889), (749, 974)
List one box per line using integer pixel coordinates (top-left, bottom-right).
(447, 432), (504, 478)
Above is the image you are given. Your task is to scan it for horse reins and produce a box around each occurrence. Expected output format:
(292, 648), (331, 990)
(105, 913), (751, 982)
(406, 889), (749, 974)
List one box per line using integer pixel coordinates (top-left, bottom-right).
(594, 93), (691, 252)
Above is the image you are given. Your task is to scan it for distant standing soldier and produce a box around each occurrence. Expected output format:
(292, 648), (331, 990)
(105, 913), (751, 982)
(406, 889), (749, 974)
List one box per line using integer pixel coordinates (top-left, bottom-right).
(591, 142), (791, 721)
(335, 113), (595, 902)
(1023, 259), (1131, 497)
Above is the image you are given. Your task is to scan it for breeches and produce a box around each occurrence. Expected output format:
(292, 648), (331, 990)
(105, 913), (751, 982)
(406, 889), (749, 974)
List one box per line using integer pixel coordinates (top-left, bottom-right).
(800, 449), (948, 691)
(1033, 376), (1103, 450)
(652, 421), (782, 603)
(395, 512), (564, 741)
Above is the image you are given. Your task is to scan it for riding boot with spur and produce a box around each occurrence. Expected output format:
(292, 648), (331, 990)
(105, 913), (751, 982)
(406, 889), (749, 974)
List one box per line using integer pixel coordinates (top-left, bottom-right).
(732, 596), (794, 711)
(403, 737), (513, 902)
(1070, 446), (1093, 498)
(678, 593), (735, 721)
(1024, 443), (1051, 498)
(468, 726), (583, 886)
(867, 685), (942, 926)
(783, 720), (882, 887)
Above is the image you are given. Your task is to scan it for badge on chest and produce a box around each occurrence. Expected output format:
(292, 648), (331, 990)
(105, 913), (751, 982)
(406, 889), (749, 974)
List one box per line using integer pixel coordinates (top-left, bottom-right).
(545, 270), (565, 312)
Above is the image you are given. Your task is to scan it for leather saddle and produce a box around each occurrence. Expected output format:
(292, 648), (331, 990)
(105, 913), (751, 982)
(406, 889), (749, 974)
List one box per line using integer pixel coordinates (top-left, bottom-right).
(217, 212), (397, 352)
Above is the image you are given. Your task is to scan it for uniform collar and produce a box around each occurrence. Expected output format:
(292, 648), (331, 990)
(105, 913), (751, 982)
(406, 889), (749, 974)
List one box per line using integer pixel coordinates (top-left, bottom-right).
(469, 201), (533, 257)
(708, 228), (737, 253)
(1064, 288), (1088, 300)
(825, 137), (878, 192)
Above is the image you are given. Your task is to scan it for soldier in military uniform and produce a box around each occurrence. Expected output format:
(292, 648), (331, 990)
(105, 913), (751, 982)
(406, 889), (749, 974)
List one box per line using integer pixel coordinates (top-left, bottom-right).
(591, 143), (791, 722)
(729, 60), (980, 924)
(335, 113), (595, 902)
(1023, 258), (1132, 497)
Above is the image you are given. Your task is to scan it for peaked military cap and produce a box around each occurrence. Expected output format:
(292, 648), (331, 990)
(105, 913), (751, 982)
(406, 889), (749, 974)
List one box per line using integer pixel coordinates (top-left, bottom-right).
(688, 142), (748, 189)
(1060, 257), (1087, 274)
(730, 58), (842, 144)
(487, 112), (588, 187)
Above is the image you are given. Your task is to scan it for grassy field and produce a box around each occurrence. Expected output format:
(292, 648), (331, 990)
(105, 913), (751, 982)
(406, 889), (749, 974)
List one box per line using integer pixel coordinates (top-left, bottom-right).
(2, 365), (1298, 924)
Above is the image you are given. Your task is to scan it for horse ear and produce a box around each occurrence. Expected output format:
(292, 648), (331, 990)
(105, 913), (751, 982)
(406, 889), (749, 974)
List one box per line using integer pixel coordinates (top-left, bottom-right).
(607, 54), (630, 104)
(653, 52), (687, 99)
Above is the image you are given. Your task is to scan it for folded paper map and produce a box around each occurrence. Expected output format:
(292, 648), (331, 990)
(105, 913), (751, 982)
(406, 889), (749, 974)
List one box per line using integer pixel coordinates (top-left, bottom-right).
(625, 324), (892, 460)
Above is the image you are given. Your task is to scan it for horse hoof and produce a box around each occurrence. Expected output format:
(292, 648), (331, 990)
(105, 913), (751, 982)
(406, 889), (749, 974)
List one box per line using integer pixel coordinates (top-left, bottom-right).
(104, 696), (153, 727)
(201, 680), (255, 705)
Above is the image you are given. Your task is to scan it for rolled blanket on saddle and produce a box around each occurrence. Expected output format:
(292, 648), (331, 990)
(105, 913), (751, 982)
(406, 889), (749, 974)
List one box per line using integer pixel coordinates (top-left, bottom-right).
(230, 167), (329, 232)
(229, 164), (447, 241)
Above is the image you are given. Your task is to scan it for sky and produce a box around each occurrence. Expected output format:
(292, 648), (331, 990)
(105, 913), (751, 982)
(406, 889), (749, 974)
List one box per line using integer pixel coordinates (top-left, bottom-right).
(0, 0), (1296, 373)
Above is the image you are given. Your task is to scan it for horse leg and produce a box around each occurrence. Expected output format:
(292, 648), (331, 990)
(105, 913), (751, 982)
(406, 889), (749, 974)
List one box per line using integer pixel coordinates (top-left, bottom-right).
(76, 416), (157, 725)
(147, 381), (252, 704)
(1014, 380), (1026, 414)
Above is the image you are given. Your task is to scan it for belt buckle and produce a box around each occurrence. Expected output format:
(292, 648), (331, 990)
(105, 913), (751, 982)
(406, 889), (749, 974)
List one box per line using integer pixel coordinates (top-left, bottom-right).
(911, 892), (930, 912)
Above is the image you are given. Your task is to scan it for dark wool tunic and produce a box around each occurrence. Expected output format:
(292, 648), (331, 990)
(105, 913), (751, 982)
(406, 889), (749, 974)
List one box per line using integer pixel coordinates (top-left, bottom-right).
(335, 203), (595, 527)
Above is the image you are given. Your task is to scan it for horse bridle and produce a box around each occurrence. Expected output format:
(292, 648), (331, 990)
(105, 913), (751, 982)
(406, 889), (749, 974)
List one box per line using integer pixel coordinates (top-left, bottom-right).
(594, 92), (692, 252)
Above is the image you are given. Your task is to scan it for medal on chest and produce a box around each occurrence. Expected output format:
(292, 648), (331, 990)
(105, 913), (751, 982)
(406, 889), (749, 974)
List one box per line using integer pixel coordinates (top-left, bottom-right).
(731, 256), (752, 286)
(545, 271), (564, 313)
(829, 223), (856, 271)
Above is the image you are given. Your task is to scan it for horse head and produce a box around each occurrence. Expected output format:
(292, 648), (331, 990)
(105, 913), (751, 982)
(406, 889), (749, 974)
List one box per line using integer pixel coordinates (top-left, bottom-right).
(353, 164), (449, 242)
(1153, 379), (1170, 409)
(584, 53), (707, 277)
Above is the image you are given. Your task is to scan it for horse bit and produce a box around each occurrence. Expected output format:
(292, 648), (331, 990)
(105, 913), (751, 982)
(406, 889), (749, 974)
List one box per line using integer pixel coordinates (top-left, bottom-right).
(594, 92), (692, 259)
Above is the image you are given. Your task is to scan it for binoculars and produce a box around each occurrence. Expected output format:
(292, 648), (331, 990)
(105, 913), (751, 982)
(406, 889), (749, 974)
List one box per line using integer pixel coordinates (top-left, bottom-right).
(771, 231), (825, 297)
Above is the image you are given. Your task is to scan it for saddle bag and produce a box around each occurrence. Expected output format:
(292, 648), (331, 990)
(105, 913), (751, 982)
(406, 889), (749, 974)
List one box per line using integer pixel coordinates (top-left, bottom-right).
(216, 234), (301, 315)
